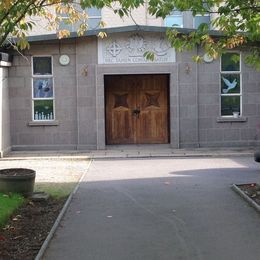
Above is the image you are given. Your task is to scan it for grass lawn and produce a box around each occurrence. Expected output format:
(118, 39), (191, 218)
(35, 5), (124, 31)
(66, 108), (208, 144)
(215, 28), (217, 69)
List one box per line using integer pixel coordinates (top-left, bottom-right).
(0, 193), (24, 227)
(0, 181), (78, 227)
(0, 182), (76, 230)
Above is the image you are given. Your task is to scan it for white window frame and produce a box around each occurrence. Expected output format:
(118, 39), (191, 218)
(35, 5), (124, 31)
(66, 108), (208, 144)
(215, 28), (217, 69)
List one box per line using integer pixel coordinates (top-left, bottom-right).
(220, 52), (242, 117)
(193, 13), (210, 29)
(87, 9), (102, 19)
(164, 10), (183, 28)
(31, 56), (55, 121)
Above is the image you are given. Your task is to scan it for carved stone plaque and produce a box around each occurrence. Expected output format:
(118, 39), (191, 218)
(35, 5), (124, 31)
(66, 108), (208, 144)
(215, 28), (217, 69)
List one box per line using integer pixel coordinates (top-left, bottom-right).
(98, 32), (176, 64)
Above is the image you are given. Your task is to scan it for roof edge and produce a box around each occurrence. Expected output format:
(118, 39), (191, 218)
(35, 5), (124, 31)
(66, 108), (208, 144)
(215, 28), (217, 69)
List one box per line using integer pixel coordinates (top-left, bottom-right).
(25, 25), (224, 43)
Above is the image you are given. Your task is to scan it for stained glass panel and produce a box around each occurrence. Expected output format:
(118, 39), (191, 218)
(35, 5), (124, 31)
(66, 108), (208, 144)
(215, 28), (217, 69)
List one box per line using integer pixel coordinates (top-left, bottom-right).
(33, 78), (53, 98)
(33, 100), (54, 120)
(221, 74), (240, 94)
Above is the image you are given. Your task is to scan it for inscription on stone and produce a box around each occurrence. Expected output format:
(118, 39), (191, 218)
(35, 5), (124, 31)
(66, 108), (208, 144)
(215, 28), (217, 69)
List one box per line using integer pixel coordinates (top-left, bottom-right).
(98, 32), (176, 64)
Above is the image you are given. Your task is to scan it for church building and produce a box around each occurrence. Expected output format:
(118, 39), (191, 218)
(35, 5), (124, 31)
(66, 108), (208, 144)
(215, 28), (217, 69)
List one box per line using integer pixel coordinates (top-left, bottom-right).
(0, 6), (259, 155)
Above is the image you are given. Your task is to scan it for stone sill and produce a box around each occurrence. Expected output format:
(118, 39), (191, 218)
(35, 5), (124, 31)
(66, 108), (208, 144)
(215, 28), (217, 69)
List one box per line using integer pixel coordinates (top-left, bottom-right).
(0, 61), (12, 67)
(28, 120), (59, 126)
(216, 117), (247, 123)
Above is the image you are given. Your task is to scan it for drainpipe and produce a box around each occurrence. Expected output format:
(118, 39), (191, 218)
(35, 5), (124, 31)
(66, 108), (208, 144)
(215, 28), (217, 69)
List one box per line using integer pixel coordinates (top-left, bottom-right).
(75, 39), (80, 150)
(95, 64), (99, 150)
(196, 46), (200, 148)
(177, 63), (180, 149)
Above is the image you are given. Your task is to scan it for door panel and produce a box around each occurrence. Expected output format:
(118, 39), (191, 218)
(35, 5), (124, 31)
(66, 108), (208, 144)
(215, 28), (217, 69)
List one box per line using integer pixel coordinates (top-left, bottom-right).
(137, 75), (169, 143)
(105, 75), (169, 144)
(105, 76), (136, 144)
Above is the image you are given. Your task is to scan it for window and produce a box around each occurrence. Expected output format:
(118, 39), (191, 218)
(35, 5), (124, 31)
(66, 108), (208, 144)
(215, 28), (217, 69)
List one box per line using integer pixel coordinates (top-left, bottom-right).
(165, 11), (183, 28)
(59, 7), (101, 31)
(32, 56), (54, 121)
(220, 52), (241, 116)
(194, 14), (210, 29)
(194, 2), (211, 29)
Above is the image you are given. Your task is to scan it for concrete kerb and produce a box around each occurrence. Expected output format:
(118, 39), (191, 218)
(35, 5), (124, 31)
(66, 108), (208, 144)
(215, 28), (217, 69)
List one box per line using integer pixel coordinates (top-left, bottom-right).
(232, 184), (260, 213)
(0, 156), (91, 161)
(34, 159), (93, 260)
(2, 147), (255, 161)
(91, 153), (253, 160)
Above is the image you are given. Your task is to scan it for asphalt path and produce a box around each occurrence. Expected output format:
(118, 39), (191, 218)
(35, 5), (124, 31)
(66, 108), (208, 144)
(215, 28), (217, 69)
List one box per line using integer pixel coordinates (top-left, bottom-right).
(44, 157), (260, 260)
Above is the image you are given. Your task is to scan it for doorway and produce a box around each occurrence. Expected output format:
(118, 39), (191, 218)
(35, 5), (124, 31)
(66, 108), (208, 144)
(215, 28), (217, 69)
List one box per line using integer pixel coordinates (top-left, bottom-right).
(105, 74), (169, 144)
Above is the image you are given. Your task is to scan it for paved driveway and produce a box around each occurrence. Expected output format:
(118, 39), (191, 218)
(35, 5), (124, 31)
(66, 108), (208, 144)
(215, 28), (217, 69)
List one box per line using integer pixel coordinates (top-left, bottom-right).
(44, 157), (260, 260)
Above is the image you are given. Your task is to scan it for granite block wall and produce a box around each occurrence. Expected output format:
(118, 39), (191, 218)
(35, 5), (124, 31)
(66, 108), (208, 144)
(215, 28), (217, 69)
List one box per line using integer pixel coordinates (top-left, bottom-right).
(177, 50), (199, 148)
(197, 51), (260, 147)
(6, 32), (260, 151)
(9, 40), (78, 150)
(76, 37), (98, 149)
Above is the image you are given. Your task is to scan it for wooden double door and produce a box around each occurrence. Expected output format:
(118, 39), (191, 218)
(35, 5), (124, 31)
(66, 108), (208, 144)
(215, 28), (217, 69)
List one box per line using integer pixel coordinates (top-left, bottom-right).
(105, 74), (169, 144)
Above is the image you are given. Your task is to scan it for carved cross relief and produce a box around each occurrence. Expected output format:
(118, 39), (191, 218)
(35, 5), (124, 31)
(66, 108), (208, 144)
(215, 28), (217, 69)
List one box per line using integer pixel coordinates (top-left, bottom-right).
(106, 34), (170, 58)
(145, 92), (160, 108)
(114, 93), (129, 109)
(107, 41), (122, 57)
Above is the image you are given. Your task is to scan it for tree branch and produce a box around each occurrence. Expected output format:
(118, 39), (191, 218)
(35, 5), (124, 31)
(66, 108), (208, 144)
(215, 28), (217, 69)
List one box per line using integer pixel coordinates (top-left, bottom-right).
(0, 0), (21, 25)
(0, 0), (36, 46)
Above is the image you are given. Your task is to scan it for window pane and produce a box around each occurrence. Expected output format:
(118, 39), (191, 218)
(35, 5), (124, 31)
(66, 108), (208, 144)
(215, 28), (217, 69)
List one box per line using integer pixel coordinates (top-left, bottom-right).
(194, 15), (210, 29)
(34, 100), (54, 120)
(33, 78), (53, 98)
(59, 17), (101, 31)
(59, 18), (73, 31)
(221, 96), (240, 116)
(165, 16), (183, 27)
(59, 18), (82, 32)
(88, 18), (102, 29)
(221, 74), (240, 94)
(221, 53), (240, 71)
(87, 8), (101, 16)
(33, 57), (52, 75)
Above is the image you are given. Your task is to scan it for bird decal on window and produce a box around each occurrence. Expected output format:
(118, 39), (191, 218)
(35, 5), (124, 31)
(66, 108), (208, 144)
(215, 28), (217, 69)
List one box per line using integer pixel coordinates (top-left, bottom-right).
(222, 77), (238, 93)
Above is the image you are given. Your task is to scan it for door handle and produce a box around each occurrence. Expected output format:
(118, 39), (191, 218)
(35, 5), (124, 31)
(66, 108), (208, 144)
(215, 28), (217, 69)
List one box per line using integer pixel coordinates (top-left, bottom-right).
(132, 108), (140, 118)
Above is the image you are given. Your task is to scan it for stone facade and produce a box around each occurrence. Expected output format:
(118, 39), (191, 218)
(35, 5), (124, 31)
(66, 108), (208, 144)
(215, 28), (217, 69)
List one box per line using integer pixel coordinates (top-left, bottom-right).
(9, 40), (78, 150)
(5, 28), (260, 151)
(197, 51), (260, 148)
